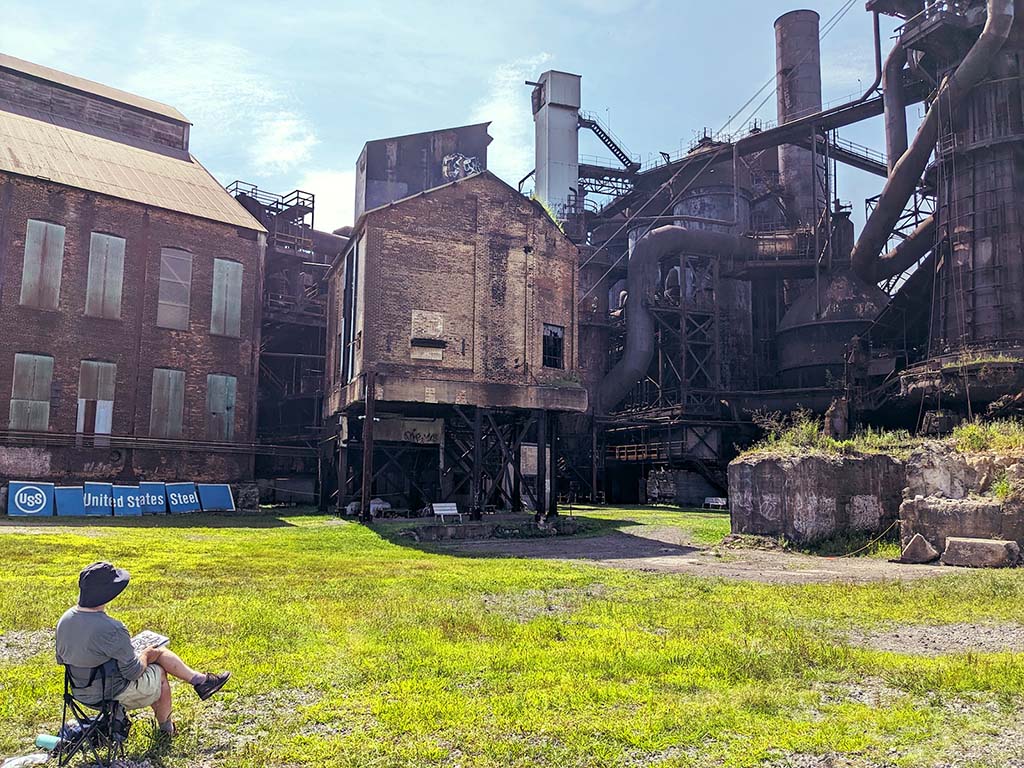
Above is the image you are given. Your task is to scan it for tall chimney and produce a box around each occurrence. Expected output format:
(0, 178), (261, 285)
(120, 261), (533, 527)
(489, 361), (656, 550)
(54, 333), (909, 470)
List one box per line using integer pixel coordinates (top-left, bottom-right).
(775, 10), (823, 225)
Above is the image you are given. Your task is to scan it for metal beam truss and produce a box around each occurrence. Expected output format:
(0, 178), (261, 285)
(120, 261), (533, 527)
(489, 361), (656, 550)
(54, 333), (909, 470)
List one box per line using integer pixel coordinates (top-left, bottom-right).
(338, 406), (558, 518)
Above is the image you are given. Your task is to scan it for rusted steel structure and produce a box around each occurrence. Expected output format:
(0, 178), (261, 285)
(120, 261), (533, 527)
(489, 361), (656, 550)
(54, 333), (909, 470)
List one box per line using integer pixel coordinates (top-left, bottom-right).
(533, 0), (1024, 503)
(229, 182), (349, 497)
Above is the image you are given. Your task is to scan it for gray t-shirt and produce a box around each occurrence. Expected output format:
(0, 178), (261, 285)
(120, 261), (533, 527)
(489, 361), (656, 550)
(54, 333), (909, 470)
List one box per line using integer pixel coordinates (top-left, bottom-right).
(55, 607), (143, 704)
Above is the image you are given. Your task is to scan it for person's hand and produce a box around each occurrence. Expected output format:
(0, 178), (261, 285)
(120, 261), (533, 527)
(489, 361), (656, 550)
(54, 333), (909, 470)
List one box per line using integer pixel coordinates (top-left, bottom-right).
(138, 645), (162, 666)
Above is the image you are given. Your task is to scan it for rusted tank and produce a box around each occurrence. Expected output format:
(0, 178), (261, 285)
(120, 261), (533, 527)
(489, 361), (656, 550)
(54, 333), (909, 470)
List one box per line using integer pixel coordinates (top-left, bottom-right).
(776, 271), (889, 388)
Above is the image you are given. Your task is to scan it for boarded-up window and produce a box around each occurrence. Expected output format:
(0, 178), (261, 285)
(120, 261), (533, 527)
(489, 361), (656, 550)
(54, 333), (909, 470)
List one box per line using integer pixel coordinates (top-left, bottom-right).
(150, 368), (185, 438)
(210, 259), (243, 337)
(9, 353), (53, 430)
(206, 374), (237, 441)
(20, 220), (65, 310)
(77, 360), (116, 444)
(85, 233), (125, 319)
(157, 248), (192, 330)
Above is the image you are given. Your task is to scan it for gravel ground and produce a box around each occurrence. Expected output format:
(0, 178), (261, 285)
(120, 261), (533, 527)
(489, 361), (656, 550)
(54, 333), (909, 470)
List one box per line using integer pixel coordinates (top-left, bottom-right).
(846, 622), (1024, 655)
(433, 525), (953, 584)
(0, 630), (53, 663)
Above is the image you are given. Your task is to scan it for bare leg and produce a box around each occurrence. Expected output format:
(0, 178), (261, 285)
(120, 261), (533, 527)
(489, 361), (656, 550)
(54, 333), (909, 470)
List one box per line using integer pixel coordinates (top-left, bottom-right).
(151, 668), (173, 729)
(148, 648), (202, 683)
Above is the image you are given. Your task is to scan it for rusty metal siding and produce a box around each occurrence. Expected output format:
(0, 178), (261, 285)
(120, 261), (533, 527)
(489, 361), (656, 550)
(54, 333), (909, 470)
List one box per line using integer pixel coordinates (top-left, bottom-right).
(210, 258), (243, 337)
(150, 367), (184, 438)
(20, 219), (64, 310)
(9, 352), (52, 429)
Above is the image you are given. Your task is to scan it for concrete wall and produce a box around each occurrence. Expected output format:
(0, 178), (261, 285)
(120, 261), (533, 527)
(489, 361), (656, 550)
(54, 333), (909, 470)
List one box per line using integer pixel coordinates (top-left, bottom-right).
(729, 453), (905, 544)
(900, 496), (1024, 554)
(0, 173), (263, 482)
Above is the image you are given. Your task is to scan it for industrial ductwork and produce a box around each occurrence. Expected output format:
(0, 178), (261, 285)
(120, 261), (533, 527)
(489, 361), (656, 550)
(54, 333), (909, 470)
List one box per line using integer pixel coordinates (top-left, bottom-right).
(882, 41), (908, 173)
(851, 0), (1015, 283)
(874, 214), (936, 282)
(595, 225), (754, 414)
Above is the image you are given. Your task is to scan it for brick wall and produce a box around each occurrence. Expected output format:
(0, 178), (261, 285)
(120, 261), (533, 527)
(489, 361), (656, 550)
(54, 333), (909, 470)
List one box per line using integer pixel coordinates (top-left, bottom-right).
(327, 173), (583, 413)
(0, 173), (263, 482)
(0, 70), (188, 150)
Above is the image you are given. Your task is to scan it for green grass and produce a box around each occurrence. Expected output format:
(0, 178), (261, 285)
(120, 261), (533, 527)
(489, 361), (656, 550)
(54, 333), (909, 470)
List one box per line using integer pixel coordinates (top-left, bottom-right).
(743, 410), (919, 460)
(0, 509), (1022, 767)
(953, 419), (1024, 454)
(941, 352), (1024, 371)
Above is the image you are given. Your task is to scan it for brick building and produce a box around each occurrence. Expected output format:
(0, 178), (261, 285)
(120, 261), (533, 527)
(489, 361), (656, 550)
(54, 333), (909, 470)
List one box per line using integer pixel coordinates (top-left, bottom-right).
(325, 170), (587, 515)
(0, 54), (266, 483)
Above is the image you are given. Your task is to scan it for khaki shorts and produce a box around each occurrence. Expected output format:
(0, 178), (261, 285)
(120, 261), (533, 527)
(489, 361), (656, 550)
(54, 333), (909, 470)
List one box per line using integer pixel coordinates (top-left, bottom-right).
(115, 664), (164, 709)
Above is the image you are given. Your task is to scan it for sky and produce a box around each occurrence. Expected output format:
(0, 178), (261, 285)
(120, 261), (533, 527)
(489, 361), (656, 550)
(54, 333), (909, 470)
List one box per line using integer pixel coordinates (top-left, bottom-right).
(0, 0), (919, 233)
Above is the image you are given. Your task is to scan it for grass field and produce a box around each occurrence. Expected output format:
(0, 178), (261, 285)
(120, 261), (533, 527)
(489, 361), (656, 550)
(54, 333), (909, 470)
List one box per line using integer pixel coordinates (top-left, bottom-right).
(1, 507), (1022, 767)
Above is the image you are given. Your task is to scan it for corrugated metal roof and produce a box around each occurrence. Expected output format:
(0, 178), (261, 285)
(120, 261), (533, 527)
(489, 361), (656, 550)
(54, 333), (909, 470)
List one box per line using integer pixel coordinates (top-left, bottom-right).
(0, 53), (190, 124)
(0, 109), (265, 231)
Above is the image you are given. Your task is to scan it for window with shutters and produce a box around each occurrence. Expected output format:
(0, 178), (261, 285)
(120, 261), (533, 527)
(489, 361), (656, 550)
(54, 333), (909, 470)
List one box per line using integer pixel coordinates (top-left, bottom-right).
(78, 360), (116, 445)
(206, 374), (237, 441)
(157, 248), (192, 330)
(20, 220), (65, 310)
(210, 259), (243, 337)
(85, 233), (125, 319)
(149, 368), (185, 438)
(9, 353), (54, 430)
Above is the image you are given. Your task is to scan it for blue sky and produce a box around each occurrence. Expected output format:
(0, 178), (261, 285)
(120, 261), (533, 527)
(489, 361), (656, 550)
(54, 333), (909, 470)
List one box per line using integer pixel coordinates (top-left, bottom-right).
(0, 0), (915, 233)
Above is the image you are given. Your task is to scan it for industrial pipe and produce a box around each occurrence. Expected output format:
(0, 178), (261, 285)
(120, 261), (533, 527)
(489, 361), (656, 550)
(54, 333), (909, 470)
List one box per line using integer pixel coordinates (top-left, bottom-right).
(851, 0), (1015, 283)
(882, 40), (909, 173)
(595, 225), (753, 413)
(874, 214), (936, 281)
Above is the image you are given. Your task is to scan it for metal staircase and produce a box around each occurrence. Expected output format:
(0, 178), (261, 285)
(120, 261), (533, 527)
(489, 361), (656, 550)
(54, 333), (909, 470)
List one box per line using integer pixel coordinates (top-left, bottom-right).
(578, 112), (641, 172)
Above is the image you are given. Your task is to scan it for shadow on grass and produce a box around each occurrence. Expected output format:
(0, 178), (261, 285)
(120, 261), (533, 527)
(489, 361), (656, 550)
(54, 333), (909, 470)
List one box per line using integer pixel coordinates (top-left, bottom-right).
(373, 514), (703, 561)
(0, 512), (303, 530)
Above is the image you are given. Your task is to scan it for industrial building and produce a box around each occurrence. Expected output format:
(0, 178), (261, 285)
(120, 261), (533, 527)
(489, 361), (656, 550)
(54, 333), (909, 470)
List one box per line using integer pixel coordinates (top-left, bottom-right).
(324, 163), (586, 517)
(0, 53), (267, 483)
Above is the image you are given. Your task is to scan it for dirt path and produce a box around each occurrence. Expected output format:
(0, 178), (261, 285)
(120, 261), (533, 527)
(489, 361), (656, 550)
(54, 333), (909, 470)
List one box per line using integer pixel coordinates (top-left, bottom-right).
(432, 524), (953, 584)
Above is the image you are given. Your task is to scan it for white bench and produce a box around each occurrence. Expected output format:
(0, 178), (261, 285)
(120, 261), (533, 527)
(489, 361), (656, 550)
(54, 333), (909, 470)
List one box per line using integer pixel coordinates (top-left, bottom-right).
(432, 502), (463, 524)
(702, 497), (728, 510)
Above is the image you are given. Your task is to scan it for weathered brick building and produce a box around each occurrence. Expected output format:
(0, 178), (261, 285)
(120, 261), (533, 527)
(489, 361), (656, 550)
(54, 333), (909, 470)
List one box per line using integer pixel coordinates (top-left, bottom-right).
(0, 54), (266, 483)
(325, 169), (587, 515)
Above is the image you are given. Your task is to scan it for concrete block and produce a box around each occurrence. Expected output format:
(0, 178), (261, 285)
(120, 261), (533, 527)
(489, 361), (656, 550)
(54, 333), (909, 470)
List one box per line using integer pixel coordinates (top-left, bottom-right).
(900, 533), (940, 564)
(940, 537), (1020, 569)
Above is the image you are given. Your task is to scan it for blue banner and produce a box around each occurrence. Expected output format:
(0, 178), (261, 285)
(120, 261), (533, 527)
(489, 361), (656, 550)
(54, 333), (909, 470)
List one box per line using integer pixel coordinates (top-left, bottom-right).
(82, 483), (114, 516)
(138, 482), (167, 514)
(166, 482), (201, 513)
(113, 486), (143, 516)
(198, 484), (235, 512)
(8, 482), (55, 517)
(55, 486), (86, 517)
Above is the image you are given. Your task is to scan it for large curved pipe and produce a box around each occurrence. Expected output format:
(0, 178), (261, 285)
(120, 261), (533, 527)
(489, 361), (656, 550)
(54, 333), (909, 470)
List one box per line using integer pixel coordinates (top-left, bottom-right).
(874, 214), (936, 282)
(882, 40), (908, 173)
(596, 226), (753, 414)
(852, 0), (1015, 282)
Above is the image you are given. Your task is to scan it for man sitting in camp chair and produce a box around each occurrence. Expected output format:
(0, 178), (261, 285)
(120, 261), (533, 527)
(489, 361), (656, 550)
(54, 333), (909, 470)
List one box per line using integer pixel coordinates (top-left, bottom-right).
(55, 562), (230, 737)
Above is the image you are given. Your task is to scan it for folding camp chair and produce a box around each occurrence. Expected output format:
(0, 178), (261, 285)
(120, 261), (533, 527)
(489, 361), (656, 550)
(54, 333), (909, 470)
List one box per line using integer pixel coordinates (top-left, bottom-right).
(56, 661), (131, 767)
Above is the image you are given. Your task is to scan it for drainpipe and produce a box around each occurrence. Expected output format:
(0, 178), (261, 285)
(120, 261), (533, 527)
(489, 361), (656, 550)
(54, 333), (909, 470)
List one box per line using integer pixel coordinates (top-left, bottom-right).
(851, 0), (1015, 283)
(874, 214), (936, 282)
(595, 225), (753, 414)
(883, 40), (909, 173)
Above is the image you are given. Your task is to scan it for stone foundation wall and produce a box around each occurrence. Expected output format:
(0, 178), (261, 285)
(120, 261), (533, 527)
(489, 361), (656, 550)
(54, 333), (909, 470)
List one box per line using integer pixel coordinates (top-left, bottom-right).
(728, 453), (905, 544)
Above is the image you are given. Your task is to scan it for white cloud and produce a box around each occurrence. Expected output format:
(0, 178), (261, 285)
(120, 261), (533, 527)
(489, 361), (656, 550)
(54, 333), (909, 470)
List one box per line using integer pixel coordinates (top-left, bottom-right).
(471, 53), (551, 186)
(297, 169), (356, 232)
(250, 111), (318, 175)
(123, 37), (317, 176)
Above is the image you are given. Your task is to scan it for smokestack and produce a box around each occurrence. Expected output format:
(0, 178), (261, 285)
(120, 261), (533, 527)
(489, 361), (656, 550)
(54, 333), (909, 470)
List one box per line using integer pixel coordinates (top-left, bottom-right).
(775, 10), (823, 225)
